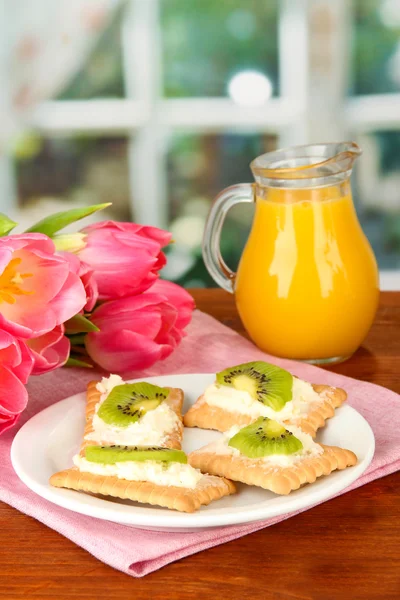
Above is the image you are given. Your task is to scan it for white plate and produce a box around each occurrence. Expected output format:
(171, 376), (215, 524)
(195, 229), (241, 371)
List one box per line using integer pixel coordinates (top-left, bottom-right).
(11, 373), (375, 532)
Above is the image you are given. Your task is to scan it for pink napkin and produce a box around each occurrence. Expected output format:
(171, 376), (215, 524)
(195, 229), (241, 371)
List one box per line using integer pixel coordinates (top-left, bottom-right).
(2, 310), (400, 577)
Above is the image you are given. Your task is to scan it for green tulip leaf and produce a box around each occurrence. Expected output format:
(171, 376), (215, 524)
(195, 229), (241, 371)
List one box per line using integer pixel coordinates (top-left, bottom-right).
(66, 356), (94, 369)
(0, 214), (17, 236)
(25, 203), (111, 237)
(64, 314), (100, 334)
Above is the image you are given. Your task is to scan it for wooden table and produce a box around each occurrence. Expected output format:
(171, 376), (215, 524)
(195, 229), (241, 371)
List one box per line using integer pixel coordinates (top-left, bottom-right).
(1, 290), (399, 600)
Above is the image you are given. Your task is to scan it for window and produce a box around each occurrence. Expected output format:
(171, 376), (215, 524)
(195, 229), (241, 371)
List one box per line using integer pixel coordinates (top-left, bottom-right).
(352, 0), (400, 96)
(349, 0), (400, 282)
(57, 7), (125, 100)
(7, 0), (400, 288)
(15, 135), (130, 228)
(161, 0), (279, 98)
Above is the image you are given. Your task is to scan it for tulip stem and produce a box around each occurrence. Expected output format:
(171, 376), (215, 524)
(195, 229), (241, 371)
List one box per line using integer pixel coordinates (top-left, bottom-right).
(71, 345), (88, 356)
(68, 334), (86, 346)
(66, 357), (93, 369)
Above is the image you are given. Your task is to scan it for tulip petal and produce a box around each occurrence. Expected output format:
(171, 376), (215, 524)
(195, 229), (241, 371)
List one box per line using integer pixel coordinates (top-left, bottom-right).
(12, 340), (34, 383)
(89, 293), (162, 326)
(94, 307), (162, 338)
(84, 281), (193, 374)
(154, 303), (178, 345)
(0, 246), (13, 273)
(0, 413), (21, 433)
(85, 329), (164, 372)
(78, 223), (170, 300)
(82, 221), (172, 247)
(146, 280), (195, 328)
(0, 233), (56, 254)
(28, 325), (70, 375)
(0, 332), (33, 383)
(58, 253), (98, 312)
(48, 271), (87, 325)
(0, 330), (22, 363)
(0, 234), (86, 338)
(0, 366), (29, 433)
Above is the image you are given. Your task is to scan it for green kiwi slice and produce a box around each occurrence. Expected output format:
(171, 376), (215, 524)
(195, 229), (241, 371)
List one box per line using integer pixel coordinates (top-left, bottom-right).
(228, 417), (303, 458)
(216, 361), (293, 411)
(85, 445), (187, 465)
(97, 382), (170, 427)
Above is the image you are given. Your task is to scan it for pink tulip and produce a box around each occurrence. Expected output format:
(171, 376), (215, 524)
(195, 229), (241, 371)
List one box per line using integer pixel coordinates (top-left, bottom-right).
(78, 221), (172, 301)
(58, 251), (98, 312)
(85, 285), (194, 373)
(145, 279), (195, 329)
(79, 261), (98, 312)
(0, 234), (86, 338)
(0, 330), (34, 433)
(26, 324), (70, 375)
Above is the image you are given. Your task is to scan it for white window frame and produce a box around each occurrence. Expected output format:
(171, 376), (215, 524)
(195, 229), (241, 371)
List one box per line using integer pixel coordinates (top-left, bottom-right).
(17, 0), (400, 286)
(28, 0), (309, 228)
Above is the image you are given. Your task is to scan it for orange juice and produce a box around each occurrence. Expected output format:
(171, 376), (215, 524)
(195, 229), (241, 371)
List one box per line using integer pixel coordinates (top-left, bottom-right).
(235, 183), (379, 361)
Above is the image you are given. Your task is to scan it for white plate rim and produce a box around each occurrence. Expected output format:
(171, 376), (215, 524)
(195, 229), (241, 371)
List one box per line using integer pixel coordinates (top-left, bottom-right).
(11, 373), (375, 530)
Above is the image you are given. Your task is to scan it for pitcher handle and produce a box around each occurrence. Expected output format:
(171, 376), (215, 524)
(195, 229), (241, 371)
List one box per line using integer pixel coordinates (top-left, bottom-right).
(202, 183), (255, 293)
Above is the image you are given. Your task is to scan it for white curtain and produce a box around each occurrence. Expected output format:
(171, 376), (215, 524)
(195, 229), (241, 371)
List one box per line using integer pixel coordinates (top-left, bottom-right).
(1, 0), (120, 145)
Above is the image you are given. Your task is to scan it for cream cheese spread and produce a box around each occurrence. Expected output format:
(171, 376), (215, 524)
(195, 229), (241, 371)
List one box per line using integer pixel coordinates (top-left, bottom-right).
(201, 423), (323, 467)
(203, 377), (326, 421)
(73, 455), (202, 488)
(84, 375), (180, 446)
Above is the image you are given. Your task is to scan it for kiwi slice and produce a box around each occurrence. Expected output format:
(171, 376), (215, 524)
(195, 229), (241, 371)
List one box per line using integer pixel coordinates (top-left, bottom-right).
(97, 382), (169, 427)
(85, 445), (187, 465)
(216, 361), (293, 411)
(228, 417), (303, 458)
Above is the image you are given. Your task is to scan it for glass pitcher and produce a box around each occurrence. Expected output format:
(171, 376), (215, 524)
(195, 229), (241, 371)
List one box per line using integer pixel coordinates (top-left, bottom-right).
(203, 142), (379, 364)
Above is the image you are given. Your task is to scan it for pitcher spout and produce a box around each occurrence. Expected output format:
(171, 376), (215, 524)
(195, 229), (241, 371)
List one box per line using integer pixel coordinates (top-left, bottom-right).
(319, 141), (362, 175)
(251, 142), (362, 188)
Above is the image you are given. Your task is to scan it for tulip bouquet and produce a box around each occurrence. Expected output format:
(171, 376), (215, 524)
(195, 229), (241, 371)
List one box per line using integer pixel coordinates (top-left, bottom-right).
(0, 204), (195, 434)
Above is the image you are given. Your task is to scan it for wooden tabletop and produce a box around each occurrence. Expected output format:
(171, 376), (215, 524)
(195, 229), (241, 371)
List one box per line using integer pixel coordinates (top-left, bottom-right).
(1, 290), (399, 600)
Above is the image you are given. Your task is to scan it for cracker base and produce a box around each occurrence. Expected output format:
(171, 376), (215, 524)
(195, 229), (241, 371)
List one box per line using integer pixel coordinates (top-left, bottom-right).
(188, 444), (357, 495)
(183, 384), (347, 437)
(50, 468), (236, 513)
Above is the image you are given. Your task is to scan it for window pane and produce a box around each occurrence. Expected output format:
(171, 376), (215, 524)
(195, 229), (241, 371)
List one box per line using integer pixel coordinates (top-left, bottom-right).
(164, 133), (277, 287)
(14, 135), (130, 227)
(161, 0), (279, 98)
(352, 0), (400, 95)
(57, 7), (125, 100)
(354, 131), (400, 270)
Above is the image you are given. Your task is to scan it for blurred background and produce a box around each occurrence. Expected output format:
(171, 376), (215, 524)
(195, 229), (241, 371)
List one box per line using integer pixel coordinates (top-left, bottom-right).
(1, 0), (400, 288)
